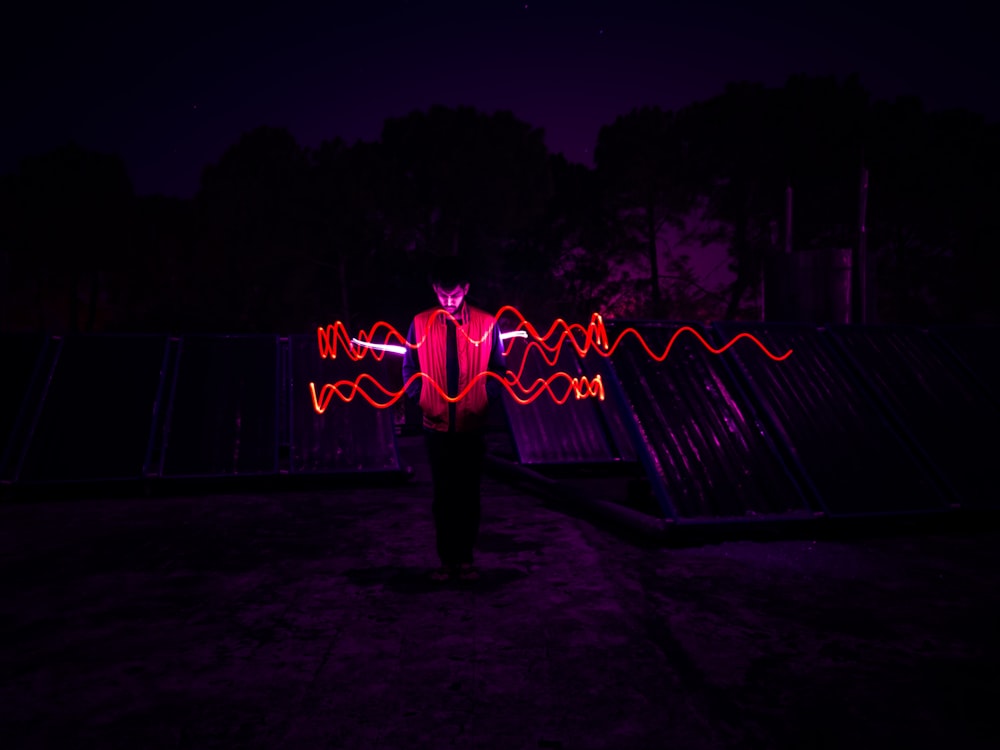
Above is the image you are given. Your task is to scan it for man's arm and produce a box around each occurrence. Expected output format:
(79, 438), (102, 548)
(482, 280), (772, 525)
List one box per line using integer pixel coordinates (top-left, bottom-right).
(401, 320), (422, 402)
(485, 322), (507, 403)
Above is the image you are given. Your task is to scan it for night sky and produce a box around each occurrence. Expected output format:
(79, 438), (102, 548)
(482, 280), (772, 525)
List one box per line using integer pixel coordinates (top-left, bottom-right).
(5, 0), (996, 198)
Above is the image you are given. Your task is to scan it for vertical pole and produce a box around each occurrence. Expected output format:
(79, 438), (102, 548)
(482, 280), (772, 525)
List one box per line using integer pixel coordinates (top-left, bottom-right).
(759, 270), (766, 321)
(857, 167), (869, 324)
(784, 183), (793, 254)
(760, 266), (767, 323)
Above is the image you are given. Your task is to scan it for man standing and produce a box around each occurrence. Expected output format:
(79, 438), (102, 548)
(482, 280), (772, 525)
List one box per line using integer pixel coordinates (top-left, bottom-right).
(402, 256), (506, 583)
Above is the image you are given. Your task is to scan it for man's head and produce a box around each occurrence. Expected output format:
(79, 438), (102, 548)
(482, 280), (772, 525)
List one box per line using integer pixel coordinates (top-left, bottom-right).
(429, 256), (470, 315)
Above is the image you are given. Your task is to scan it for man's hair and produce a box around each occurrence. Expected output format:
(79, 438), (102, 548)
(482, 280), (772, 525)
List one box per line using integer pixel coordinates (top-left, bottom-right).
(428, 255), (470, 289)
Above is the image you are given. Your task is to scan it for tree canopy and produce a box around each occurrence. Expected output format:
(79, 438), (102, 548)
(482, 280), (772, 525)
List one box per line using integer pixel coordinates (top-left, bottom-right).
(4, 76), (998, 333)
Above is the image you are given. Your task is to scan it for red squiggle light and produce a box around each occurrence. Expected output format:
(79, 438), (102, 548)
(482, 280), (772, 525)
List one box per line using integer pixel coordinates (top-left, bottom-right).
(311, 308), (791, 412)
(317, 309), (496, 360)
(495, 307), (792, 363)
(309, 371), (604, 413)
(316, 307), (791, 362)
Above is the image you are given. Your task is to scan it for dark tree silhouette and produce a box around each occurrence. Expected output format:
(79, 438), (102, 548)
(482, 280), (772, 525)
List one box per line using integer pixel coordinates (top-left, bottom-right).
(525, 154), (610, 321)
(5, 78), (997, 334)
(128, 194), (197, 332)
(596, 106), (698, 317)
(674, 74), (999, 323)
(865, 99), (1000, 322)
(309, 137), (427, 329)
(3, 143), (134, 332)
(196, 126), (311, 331)
(674, 82), (790, 320)
(379, 105), (552, 312)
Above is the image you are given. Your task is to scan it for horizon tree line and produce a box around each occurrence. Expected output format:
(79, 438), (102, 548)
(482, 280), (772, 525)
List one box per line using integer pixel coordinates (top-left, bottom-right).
(2, 73), (998, 334)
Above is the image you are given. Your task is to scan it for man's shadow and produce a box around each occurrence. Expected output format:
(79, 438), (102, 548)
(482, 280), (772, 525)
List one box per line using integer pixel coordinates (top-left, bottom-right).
(344, 564), (528, 594)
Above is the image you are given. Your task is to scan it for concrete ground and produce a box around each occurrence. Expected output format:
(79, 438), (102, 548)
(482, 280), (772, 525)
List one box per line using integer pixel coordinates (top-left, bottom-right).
(1, 437), (998, 750)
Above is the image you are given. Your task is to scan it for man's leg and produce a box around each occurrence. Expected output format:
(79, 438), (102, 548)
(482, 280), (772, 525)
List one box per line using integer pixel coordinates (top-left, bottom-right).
(425, 430), (462, 568)
(456, 432), (485, 566)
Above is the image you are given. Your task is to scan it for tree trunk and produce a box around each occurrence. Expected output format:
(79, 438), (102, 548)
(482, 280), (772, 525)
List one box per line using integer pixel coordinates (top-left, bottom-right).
(35, 266), (46, 330)
(724, 211), (750, 320)
(724, 183), (760, 320)
(84, 272), (101, 332)
(69, 270), (81, 332)
(646, 199), (660, 307)
(724, 275), (751, 320)
(338, 250), (350, 323)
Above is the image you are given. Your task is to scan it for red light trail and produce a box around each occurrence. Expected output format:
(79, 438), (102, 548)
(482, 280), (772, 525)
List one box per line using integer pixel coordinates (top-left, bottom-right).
(316, 310), (493, 361)
(309, 371), (605, 414)
(309, 307), (791, 412)
(316, 308), (791, 362)
(494, 306), (792, 363)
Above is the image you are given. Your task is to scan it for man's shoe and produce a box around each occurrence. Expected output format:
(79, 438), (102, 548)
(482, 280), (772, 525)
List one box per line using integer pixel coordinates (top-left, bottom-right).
(430, 566), (453, 582)
(458, 564), (480, 582)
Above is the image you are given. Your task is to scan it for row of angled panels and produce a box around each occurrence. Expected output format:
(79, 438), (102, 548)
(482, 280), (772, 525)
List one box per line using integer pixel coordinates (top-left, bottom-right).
(289, 334), (400, 475)
(14, 335), (169, 483)
(711, 323), (945, 518)
(603, 322), (814, 521)
(502, 322), (997, 520)
(717, 323), (998, 513)
(0, 335), (54, 475)
(500, 324), (814, 520)
(501, 336), (636, 465)
(823, 325), (997, 509)
(165, 336), (282, 478)
(0, 334), (400, 484)
(929, 325), (1000, 405)
(3, 326), (993, 511)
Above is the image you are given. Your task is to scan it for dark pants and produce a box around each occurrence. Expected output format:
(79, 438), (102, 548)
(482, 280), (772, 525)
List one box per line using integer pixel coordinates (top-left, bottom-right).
(425, 430), (485, 567)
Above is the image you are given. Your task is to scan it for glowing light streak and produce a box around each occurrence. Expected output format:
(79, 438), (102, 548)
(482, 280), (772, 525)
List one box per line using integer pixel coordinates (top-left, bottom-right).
(343, 331), (525, 358)
(317, 307), (791, 362)
(311, 307), (791, 413)
(317, 309), (495, 360)
(309, 371), (604, 413)
(318, 321), (404, 360)
(495, 307), (793, 362)
(350, 338), (407, 355)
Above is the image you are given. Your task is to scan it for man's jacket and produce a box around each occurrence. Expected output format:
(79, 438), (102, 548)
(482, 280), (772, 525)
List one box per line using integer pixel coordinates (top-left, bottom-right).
(402, 303), (506, 432)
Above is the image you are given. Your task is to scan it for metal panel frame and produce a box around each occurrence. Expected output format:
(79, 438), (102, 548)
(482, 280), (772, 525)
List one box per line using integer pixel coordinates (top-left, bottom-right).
(826, 324), (988, 507)
(705, 323), (826, 515)
(156, 336), (185, 478)
(501, 340), (633, 466)
(287, 335), (298, 470)
(0, 335), (53, 483)
(286, 333), (402, 476)
(594, 352), (679, 522)
(273, 334), (281, 474)
(278, 336), (291, 474)
(928, 325), (1000, 407)
(8, 336), (63, 485)
(577, 346), (639, 463)
(12, 335), (171, 486)
(157, 334), (281, 479)
(712, 321), (950, 519)
(599, 319), (816, 523)
(141, 336), (179, 478)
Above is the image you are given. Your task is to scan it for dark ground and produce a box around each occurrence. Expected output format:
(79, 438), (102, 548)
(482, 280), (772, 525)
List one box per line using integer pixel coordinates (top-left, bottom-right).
(1, 436), (998, 750)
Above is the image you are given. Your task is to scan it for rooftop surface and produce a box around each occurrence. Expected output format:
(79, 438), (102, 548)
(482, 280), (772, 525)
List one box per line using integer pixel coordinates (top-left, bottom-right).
(1, 437), (997, 750)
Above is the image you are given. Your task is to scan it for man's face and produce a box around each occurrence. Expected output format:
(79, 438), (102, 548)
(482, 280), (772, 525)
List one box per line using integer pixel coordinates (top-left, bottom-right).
(433, 283), (469, 315)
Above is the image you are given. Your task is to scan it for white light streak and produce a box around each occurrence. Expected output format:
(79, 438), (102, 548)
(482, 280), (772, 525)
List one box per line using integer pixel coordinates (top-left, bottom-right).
(500, 331), (528, 340)
(350, 331), (525, 356)
(351, 338), (407, 355)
